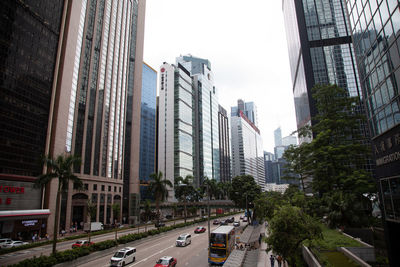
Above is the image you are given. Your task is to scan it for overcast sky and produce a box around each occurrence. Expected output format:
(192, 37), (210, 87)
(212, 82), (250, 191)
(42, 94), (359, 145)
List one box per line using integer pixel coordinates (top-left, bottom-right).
(143, 0), (297, 153)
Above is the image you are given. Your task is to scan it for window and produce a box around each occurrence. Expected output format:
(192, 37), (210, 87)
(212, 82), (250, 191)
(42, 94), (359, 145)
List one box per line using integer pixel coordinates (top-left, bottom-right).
(108, 186), (111, 192)
(84, 184), (88, 190)
(101, 185), (105, 191)
(93, 184), (97, 191)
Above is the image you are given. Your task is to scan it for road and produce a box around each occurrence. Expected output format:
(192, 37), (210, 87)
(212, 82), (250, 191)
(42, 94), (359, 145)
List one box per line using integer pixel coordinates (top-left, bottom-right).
(1, 215), (241, 266)
(80, 215), (240, 267)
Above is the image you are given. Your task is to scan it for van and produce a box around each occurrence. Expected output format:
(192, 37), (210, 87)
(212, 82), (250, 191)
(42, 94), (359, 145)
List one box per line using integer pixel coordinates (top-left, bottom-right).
(83, 222), (104, 232)
(110, 247), (136, 266)
(176, 233), (191, 247)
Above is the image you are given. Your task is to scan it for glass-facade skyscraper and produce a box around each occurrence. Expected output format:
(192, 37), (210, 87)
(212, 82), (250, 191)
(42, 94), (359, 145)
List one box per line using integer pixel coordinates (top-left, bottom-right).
(283, 0), (362, 132)
(346, 1), (399, 265)
(218, 105), (231, 183)
(139, 63), (157, 201)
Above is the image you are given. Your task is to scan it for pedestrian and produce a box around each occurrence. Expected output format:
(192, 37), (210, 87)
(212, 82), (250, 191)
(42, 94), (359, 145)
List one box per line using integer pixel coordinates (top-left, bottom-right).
(32, 234), (35, 243)
(277, 255), (282, 267)
(270, 255), (275, 267)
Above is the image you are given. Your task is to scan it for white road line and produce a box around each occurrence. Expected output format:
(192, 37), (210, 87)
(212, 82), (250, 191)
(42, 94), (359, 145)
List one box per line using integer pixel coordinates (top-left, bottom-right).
(130, 245), (174, 266)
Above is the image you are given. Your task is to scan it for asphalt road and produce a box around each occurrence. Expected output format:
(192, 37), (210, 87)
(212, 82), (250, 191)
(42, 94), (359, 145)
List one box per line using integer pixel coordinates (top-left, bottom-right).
(79, 215), (240, 267)
(1, 215), (242, 266)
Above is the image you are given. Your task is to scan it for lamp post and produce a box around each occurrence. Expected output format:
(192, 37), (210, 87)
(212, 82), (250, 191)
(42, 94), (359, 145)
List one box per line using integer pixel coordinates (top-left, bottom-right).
(207, 180), (211, 260)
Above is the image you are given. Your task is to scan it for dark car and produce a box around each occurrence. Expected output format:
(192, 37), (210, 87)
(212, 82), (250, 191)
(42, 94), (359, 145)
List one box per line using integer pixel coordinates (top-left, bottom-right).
(213, 219), (220, 225)
(155, 221), (166, 227)
(220, 220), (228, 225)
(194, 226), (206, 233)
(226, 217), (235, 223)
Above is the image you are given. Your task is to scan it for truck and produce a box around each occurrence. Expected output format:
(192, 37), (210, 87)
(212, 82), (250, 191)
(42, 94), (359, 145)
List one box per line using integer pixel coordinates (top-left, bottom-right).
(83, 222), (104, 232)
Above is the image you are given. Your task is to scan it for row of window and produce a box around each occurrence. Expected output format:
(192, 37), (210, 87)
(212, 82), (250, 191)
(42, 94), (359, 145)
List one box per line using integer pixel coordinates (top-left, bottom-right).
(73, 182), (122, 193)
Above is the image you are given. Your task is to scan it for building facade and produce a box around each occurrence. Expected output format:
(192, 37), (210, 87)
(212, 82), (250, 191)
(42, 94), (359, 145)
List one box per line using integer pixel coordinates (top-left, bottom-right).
(283, 0), (362, 133)
(1, 0), (146, 237)
(158, 62), (194, 201)
(231, 100), (258, 127)
(231, 106), (266, 190)
(345, 1), (400, 265)
(177, 55), (220, 185)
(139, 63), (157, 201)
(218, 105), (232, 183)
(0, 0), (65, 239)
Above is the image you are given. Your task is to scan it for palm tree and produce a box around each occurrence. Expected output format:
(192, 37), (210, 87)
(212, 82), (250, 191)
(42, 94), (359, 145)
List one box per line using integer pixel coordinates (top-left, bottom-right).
(148, 171), (173, 225)
(143, 200), (153, 231)
(86, 200), (97, 242)
(34, 153), (82, 254)
(174, 175), (194, 223)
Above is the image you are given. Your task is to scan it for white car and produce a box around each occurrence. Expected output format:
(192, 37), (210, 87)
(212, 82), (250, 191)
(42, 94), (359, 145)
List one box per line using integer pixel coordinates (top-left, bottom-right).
(2, 240), (29, 248)
(110, 247), (136, 266)
(0, 239), (12, 248)
(176, 234), (191, 247)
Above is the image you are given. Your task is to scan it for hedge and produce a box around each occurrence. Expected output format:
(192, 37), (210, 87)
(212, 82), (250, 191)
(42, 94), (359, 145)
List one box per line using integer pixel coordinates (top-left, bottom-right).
(8, 211), (239, 267)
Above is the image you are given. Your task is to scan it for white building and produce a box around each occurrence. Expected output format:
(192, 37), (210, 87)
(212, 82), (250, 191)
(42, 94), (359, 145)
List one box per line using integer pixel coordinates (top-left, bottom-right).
(231, 109), (265, 191)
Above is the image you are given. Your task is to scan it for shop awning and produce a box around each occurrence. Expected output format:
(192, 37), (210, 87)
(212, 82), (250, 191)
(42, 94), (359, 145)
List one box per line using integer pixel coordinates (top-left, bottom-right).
(0, 209), (50, 221)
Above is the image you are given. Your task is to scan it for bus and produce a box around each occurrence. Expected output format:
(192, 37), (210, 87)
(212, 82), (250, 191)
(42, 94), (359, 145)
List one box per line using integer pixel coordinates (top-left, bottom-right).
(208, 225), (235, 265)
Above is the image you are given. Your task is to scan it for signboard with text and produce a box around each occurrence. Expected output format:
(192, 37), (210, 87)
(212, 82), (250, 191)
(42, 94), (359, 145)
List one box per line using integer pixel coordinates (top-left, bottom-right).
(0, 180), (42, 211)
(372, 126), (400, 178)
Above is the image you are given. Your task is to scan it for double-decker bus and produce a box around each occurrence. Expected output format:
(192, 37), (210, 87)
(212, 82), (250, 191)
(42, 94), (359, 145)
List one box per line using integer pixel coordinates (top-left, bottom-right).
(208, 225), (235, 265)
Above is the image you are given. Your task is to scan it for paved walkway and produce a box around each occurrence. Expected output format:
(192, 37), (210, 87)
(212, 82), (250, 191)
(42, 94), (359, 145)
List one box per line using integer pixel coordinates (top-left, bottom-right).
(257, 224), (288, 267)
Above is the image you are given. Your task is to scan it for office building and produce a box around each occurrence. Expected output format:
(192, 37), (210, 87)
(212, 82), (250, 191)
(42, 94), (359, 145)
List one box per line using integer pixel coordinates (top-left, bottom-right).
(283, 0), (362, 132)
(282, 135), (297, 146)
(346, 1), (400, 265)
(231, 102), (266, 190)
(0, 0), (65, 240)
(274, 127), (283, 147)
(158, 62), (194, 201)
(264, 151), (274, 183)
(218, 105), (232, 183)
(231, 99), (258, 127)
(1, 0), (146, 238)
(139, 63), (157, 201)
(177, 55), (220, 185)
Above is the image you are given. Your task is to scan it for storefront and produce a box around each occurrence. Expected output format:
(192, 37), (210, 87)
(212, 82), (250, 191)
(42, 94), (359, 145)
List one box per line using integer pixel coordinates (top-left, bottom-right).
(0, 178), (49, 240)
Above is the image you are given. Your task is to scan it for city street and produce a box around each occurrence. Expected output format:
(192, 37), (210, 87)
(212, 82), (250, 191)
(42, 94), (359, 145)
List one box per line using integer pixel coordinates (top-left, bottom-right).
(0, 215), (240, 266)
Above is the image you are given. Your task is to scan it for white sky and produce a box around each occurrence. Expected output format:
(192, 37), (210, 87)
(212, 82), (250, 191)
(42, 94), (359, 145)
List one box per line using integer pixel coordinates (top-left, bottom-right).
(143, 0), (297, 152)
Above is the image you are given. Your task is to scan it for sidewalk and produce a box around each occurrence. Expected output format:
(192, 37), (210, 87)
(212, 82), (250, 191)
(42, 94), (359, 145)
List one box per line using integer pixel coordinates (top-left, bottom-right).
(257, 224), (288, 267)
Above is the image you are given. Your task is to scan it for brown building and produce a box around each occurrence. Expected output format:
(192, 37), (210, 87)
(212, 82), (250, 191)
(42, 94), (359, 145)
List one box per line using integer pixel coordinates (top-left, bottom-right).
(0, 0), (146, 239)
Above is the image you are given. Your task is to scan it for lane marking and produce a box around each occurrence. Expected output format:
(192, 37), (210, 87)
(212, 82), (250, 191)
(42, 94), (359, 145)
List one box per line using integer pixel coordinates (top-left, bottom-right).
(130, 245), (174, 266)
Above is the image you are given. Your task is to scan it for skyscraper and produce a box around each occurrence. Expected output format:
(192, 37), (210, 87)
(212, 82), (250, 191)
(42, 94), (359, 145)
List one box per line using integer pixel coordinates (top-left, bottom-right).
(274, 127), (283, 147)
(158, 62), (194, 201)
(231, 102), (266, 190)
(139, 63), (157, 201)
(177, 55), (220, 185)
(283, 0), (362, 134)
(345, 1), (400, 265)
(218, 105), (231, 183)
(231, 99), (258, 127)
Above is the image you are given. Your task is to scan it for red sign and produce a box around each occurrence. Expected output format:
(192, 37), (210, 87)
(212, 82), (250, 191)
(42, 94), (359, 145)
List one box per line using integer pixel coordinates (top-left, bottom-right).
(0, 197), (12, 205)
(0, 186), (25, 194)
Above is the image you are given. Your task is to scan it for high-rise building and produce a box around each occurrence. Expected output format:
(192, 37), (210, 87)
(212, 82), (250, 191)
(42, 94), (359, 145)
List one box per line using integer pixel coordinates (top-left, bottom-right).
(264, 151), (274, 183)
(231, 102), (265, 190)
(345, 1), (400, 265)
(176, 55), (220, 185)
(274, 127), (283, 147)
(158, 62), (194, 201)
(0, 0), (66, 240)
(218, 105), (231, 183)
(283, 0), (362, 134)
(282, 135), (297, 146)
(231, 99), (258, 127)
(139, 63), (157, 201)
(0, 0), (146, 237)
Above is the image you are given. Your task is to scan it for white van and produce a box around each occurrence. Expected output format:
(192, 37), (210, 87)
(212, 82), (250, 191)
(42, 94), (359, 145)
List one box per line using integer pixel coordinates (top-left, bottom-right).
(83, 222), (104, 232)
(176, 234), (191, 247)
(110, 247), (136, 266)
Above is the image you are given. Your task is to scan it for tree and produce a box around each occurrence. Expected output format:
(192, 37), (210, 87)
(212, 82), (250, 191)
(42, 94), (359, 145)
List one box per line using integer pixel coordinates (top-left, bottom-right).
(283, 84), (376, 227)
(283, 143), (312, 192)
(174, 175), (195, 223)
(254, 191), (286, 221)
(86, 200), (97, 242)
(266, 205), (322, 266)
(148, 171), (172, 224)
(34, 153), (82, 254)
(229, 175), (261, 224)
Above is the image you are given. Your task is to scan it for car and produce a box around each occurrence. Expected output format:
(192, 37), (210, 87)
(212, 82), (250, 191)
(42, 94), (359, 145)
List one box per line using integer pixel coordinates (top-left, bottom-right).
(220, 220), (228, 225)
(0, 239), (13, 248)
(240, 215), (244, 220)
(233, 221), (240, 227)
(176, 233), (191, 247)
(110, 247), (136, 266)
(71, 240), (94, 248)
(194, 226), (206, 233)
(213, 219), (220, 225)
(242, 217), (248, 222)
(154, 256), (177, 267)
(155, 221), (166, 227)
(226, 217), (235, 223)
(2, 240), (29, 248)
